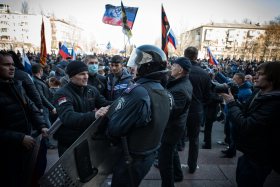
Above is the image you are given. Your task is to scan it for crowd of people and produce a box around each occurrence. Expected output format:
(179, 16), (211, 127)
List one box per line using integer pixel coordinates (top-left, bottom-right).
(0, 45), (279, 187)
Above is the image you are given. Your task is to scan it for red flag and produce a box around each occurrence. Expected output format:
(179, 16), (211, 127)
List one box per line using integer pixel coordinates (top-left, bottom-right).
(40, 18), (47, 66)
(161, 5), (170, 58)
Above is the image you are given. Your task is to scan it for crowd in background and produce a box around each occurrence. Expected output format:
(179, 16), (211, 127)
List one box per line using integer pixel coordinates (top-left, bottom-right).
(1, 46), (279, 187)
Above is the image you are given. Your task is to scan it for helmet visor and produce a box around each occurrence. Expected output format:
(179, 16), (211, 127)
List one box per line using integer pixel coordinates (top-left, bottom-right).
(127, 48), (153, 68)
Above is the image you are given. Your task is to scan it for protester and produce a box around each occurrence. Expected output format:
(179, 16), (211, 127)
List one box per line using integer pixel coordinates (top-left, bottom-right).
(221, 61), (280, 186)
(245, 74), (254, 90)
(221, 72), (252, 158)
(158, 57), (193, 187)
(106, 45), (172, 186)
(0, 51), (48, 187)
(8, 50), (44, 111)
(48, 77), (61, 123)
(183, 46), (212, 173)
(106, 55), (133, 101)
(84, 55), (107, 96)
(202, 72), (224, 149)
(32, 64), (56, 127)
(53, 60), (111, 156)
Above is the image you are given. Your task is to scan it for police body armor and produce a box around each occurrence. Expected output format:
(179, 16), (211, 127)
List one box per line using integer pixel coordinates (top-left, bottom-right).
(128, 84), (171, 155)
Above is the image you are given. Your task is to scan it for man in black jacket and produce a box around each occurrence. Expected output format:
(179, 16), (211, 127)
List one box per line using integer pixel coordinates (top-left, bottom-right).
(8, 51), (44, 110)
(0, 51), (48, 187)
(184, 47), (212, 173)
(158, 57), (193, 187)
(221, 61), (280, 186)
(32, 64), (56, 128)
(53, 60), (111, 156)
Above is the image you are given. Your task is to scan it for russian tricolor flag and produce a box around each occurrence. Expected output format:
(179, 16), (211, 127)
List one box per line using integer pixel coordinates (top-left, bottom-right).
(207, 47), (219, 65)
(167, 28), (177, 49)
(59, 42), (71, 59)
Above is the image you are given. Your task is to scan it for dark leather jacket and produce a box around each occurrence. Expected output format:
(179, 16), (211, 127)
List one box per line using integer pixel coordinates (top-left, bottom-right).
(53, 82), (111, 145)
(14, 69), (43, 109)
(0, 80), (47, 147)
(161, 75), (193, 144)
(188, 62), (212, 113)
(228, 90), (280, 172)
(33, 76), (55, 111)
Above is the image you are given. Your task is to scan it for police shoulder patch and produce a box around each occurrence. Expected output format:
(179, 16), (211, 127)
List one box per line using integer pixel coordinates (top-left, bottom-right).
(115, 97), (125, 111)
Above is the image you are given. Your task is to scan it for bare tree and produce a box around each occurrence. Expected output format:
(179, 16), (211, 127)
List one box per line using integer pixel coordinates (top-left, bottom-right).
(262, 15), (280, 60)
(242, 18), (252, 24)
(21, 1), (29, 14)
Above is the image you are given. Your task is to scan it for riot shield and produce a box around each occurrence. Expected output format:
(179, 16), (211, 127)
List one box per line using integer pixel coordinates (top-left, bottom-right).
(40, 117), (122, 187)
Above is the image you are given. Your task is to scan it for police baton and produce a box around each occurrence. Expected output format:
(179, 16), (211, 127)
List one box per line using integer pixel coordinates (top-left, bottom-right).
(47, 117), (62, 136)
(121, 136), (135, 187)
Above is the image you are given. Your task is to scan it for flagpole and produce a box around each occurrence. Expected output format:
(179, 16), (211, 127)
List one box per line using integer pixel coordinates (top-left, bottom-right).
(124, 33), (126, 58)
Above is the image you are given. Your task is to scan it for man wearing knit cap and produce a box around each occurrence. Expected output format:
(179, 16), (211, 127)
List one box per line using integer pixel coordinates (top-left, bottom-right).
(53, 60), (111, 156)
(158, 57), (193, 186)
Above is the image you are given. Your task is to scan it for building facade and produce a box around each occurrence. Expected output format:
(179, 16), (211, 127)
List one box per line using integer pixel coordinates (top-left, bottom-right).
(182, 23), (275, 61)
(0, 3), (83, 54)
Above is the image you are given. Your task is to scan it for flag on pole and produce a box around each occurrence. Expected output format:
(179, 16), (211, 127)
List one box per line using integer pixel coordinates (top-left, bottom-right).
(161, 5), (170, 58)
(71, 46), (76, 60)
(102, 4), (138, 29)
(40, 18), (47, 66)
(207, 47), (219, 65)
(121, 1), (132, 40)
(22, 50), (32, 75)
(167, 28), (177, 49)
(59, 42), (71, 60)
(106, 41), (112, 50)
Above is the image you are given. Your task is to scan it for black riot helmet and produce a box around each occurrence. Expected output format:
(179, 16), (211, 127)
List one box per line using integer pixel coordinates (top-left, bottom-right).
(127, 45), (168, 77)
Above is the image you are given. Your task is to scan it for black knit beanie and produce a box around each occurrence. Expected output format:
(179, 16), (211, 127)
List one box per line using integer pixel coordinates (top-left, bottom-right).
(66, 61), (88, 77)
(173, 57), (192, 71)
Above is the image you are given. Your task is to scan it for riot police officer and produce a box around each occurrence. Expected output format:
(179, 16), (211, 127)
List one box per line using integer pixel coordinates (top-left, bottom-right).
(106, 45), (173, 187)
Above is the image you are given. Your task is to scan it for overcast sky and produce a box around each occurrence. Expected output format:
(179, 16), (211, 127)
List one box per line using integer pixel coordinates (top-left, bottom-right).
(2, 0), (280, 50)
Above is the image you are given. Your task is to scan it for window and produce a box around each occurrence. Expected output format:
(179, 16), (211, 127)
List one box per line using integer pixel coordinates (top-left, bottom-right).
(1, 28), (7, 32)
